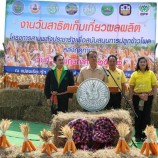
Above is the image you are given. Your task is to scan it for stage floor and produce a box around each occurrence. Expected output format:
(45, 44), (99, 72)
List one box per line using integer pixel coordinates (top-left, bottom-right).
(6, 120), (50, 147)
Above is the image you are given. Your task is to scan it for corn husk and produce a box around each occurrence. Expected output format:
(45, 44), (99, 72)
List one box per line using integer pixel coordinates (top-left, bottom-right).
(140, 125), (158, 156)
(20, 123), (29, 140)
(20, 123), (36, 152)
(144, 125), (156, 141)
(152, 131), (158, 143)
(59, 125), (74, 141)
(39, 129), (58, 156)
(39, 129), (53, 143)
(0, 119), (12, 148)
(0, 119), (12, 134)
(117, 122), (130, 138)
(59, 125), (77, 154)
(115, 122), (130, 154)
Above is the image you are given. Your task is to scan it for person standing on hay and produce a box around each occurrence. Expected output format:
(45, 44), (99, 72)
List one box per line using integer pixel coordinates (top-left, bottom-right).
(105, 55), (127, 109)
(77, 50), (108, 84)
(129, 56), (157, 142)
(44, 54), (74, 115)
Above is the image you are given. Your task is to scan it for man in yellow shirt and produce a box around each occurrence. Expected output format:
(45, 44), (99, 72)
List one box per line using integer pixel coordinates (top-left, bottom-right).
(77, 51), (108, 83)
(106, 55), (126, 109)
(44, 54), (74, 115)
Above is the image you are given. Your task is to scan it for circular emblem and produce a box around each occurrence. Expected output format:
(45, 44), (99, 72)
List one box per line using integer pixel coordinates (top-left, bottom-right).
(76, 78), (110, 112)
(12, 1), (24, 15)
(101, 5), (114, 16)
(30, 2), (40, 14)
(83, 4), (96, 16)
(47, 3), (59, 14)
(65, 3), (78, 15)
(139, 4), (150, 12)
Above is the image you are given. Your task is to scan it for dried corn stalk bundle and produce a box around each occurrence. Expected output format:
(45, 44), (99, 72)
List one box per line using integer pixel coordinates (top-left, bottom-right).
(20, 123), (36, 152)
(0, 119), (12, 148)
(59, 125), (77, 154)
(140, 125), (158, 156)
(115, 122), (130, 154)
(39, 129), (58, 156)
(0, 75), (5, 89)
(4, 73), (46, 89)
(0, 58), (4, 75)
(152, 128), (158, 146)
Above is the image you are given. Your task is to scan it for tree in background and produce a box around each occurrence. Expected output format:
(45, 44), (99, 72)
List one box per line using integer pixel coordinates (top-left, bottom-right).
(0, 50), (4, 75)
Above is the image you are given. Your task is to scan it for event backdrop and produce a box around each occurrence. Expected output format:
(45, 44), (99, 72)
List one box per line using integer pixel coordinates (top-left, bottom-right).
(4, 0), (157, 77)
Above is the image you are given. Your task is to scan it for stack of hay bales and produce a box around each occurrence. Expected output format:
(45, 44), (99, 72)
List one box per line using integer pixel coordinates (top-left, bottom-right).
(0, 89), (85, 123)
(0, 88), (82, 123)
(151, 90), (158, 127)
(0, 89), (41, 108)
(0, 88), (51, 123)
(51, 110), (133, 148)
(23, 105), (51, 123)
(68, 93), (83, 112)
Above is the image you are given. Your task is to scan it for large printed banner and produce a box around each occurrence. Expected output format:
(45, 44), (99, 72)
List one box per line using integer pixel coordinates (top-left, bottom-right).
(4, 0), (157, 77)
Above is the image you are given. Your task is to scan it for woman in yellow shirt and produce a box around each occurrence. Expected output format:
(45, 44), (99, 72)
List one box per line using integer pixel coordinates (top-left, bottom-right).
(129, 56), (157, 142)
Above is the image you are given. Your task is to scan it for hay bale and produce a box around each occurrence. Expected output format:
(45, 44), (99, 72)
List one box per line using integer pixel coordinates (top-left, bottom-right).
(0, 88), (49, 122)
(51, 149), (93, 158)
(0, 89), (42, 108)
(40, 91), (48, 106)
(0, 106), (28, 120)
(151, 111), (158, 128)
(92, 148), (146, 158)
(151, 93), (158, 111)
(68, 93), (83, 112)
(23, 105), (52, 123)
(51, 110), (133, 148)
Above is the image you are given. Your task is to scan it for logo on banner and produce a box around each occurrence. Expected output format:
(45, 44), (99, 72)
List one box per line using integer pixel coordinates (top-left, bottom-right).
(30, 2), (40, 14)
(47, 3), (59, 14)
(139, 4), (150, 16)
(83, 4), (96, 16)
(12, 1), (24, 15)
(101, 5), (114, 16)
(119, 4), (131, 16)
(65, 3), (78, 15)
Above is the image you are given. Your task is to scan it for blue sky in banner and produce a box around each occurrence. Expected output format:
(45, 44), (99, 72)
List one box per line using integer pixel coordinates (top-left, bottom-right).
(5, 2), (156, 41)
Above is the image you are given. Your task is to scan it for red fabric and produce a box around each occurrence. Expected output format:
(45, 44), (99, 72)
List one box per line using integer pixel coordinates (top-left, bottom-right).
(51, 94), (58, 105)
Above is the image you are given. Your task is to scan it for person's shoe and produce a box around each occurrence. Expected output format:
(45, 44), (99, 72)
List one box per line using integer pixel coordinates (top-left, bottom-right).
(135, 137), (141, 142)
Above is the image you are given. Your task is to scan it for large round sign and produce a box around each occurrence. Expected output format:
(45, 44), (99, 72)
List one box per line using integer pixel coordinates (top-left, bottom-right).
(76, 78), (110, 112)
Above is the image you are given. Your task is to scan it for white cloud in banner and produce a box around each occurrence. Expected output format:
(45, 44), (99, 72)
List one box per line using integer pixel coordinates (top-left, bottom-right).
(0, 0), (158, 57)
